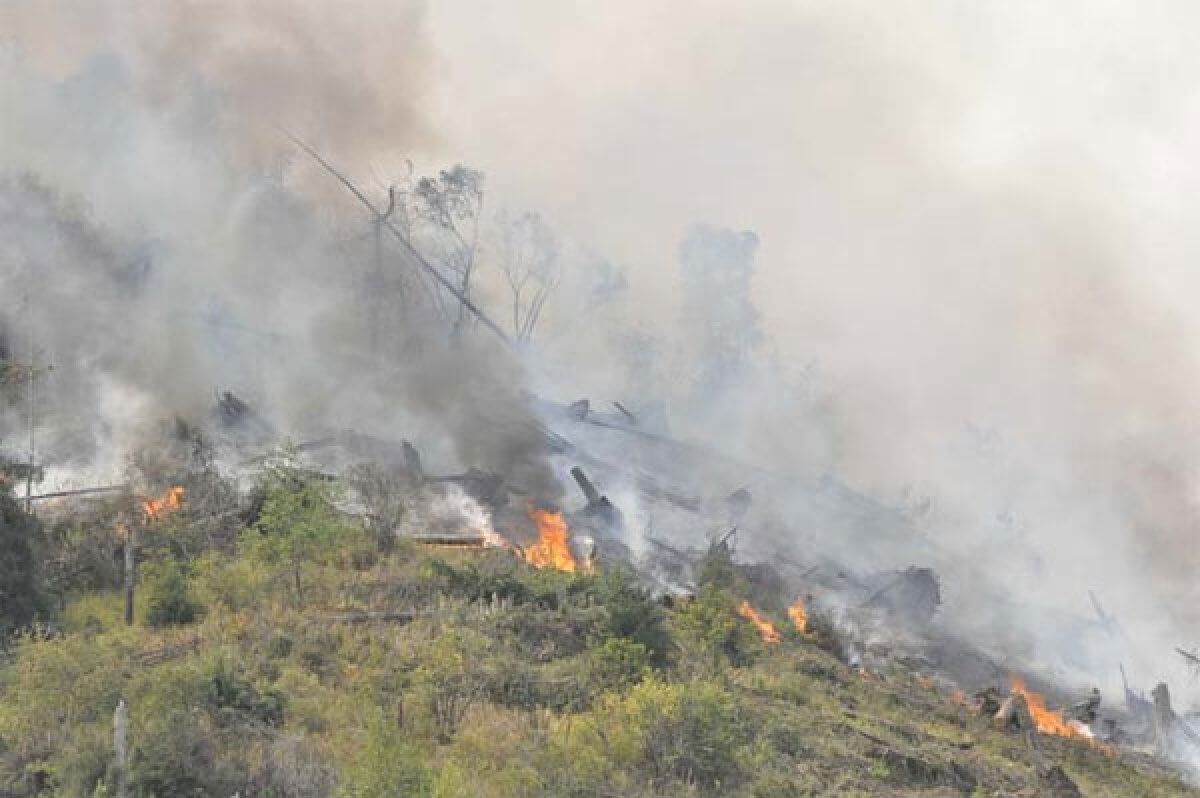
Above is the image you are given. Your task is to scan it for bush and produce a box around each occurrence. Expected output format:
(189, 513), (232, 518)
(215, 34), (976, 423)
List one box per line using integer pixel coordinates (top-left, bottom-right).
(420, 555), (529, 605)
(586, 679), (750, 790)
(412, 629), (490, 741)
(420, 552), (595, 610)
(0, 490), (44, 636)
(588, 566), (670, 667)
(0, 631), (126, 794)
(126, 711), (218, 798)
(339, 712), (431, 798)
(583, 637), (652, 698)
(205, 656), (285, 728)
(542, 637), (653, 712)
(245, 458), (347, 606)
(142, 563), (204, 627)
(670, 585), (762, 675)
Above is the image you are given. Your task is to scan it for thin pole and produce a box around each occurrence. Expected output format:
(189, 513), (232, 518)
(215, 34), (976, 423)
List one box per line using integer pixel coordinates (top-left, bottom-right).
(24, 310), (35, 513)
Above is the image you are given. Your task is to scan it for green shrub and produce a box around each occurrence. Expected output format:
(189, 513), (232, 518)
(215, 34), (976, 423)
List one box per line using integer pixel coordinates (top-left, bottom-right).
(583, 637), (652, 697)
(339, 712), (431, 798)
(420, 551), (595, 610)
(412, 628), (490, 741)
(568, 678), (751, 791)
(142, 563), (204, 627)
(420, 554), (530, 605)
(0, 631), (126, 793)
(588, 566), (670, 667)
(670, 585), (761, 675)
(542, 637), (653, 712)
(0, 490), (45, 636)
(205, 656), (285, 728)
(244, 457), (347, 606)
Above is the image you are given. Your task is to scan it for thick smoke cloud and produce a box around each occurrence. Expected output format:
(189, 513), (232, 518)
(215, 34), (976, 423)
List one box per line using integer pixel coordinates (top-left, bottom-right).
(4, 0), (1200, 699)
(0, 0), (563, 500)
(423, 1), (1200, 694)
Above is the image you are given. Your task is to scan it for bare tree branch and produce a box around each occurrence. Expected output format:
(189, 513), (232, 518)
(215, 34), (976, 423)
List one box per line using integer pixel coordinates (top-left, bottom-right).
(286, 133), (511, 345)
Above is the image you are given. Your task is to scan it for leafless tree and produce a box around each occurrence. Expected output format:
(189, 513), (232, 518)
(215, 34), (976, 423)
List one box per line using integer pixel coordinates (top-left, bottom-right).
(344, 462), (415, 549)
(497, 211), (561, 343)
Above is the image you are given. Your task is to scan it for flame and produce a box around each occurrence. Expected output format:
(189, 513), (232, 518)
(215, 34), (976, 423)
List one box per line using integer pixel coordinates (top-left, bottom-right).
(951, 688), (971, 708)
(787, 597), (809, 635)
(1008, 676), (1080, 739)
(737, 600), (781, 644)
(142, 486), (184, 522)
(1008, 676), (1112, 754)
(522, 505), (579, 572)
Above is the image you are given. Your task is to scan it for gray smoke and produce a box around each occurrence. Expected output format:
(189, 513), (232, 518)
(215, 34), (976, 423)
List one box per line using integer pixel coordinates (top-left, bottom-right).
(5, 0), (1200, 704)
(0, 0), (563, 500)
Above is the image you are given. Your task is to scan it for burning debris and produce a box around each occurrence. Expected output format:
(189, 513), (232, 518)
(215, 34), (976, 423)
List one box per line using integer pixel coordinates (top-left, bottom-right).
(141, 485), (185, 522)
(787, 597), (810, 636)
(521, 505), (584, 573)
(737, 600), (781, 644)
(1008, 676), (1102, 746)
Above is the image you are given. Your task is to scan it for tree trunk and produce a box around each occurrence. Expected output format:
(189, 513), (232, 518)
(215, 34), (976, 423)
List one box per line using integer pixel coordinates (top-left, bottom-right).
(114, 699), (129, 798)
(1153, 682), (1173, 756)
(293, 557), (304, 607)
(123, 525), (135, 626)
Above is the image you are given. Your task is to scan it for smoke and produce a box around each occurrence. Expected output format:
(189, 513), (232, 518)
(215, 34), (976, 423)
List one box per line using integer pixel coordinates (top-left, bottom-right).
(0, 0), (431, 167)
(0, 0), (564, 500)
(5, 0), (1200, 704)
(422, 1), (1200, 697)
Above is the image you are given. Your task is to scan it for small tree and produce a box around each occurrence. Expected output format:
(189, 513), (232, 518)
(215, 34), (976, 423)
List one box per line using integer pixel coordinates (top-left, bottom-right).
(340, 710), (431, 798)
(590, 566), (670, 667)
(142, 562), (203, 627)
(246, 458), (343, 606)
(670, 585), (761, 676)
(0, 485), (43, 637)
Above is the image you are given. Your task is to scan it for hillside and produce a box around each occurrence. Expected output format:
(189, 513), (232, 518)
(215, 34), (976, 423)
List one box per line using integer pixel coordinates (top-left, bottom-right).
(1, 469), (1195, 798)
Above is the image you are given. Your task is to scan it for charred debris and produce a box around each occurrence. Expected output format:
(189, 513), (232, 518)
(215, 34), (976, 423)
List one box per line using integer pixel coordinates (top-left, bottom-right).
(16, 386), (1200, 775)
(4, 145), (1192, 775)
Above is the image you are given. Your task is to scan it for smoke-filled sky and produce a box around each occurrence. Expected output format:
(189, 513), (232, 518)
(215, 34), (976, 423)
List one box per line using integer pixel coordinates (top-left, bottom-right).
(427, 1), (1200, 635)
(5, 1), (1200, 693)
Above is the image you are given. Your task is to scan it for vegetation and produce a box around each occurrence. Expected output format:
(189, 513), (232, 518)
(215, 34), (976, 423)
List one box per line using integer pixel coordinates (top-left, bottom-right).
(0, 469), (1197, 798)
(0, 489), (43, 638)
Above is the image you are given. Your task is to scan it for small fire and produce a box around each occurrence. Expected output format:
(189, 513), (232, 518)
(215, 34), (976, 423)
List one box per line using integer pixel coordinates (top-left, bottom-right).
(787, 597), (810, 635)
(142, 486), (184, 522)
(951, 688), (971, 708)
(1008, 675), (1110, 753)
(522, 505), (579, 572)
(737, 600), (781, 644)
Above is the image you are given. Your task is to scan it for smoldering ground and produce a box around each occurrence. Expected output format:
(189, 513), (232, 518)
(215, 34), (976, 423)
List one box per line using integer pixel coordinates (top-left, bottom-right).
(5, 0), (1200, 705)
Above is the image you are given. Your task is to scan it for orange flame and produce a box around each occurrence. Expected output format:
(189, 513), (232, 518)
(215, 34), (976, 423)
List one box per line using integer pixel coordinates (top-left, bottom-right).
(1008, 675), (1111, 753)
(787, 597), (810, 635)
(737, 600), (781, 644)
(522, 505), (579, 572)
(951, 688), (971, 708)
(142, 486), (184, 522)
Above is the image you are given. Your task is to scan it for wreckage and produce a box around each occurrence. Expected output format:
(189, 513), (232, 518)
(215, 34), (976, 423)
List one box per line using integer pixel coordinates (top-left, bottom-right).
(6, 144), (1196, 780)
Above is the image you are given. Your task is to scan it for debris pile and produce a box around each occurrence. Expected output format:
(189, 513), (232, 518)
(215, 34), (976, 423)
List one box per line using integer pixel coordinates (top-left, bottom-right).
(22, 388), (1200, 787)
